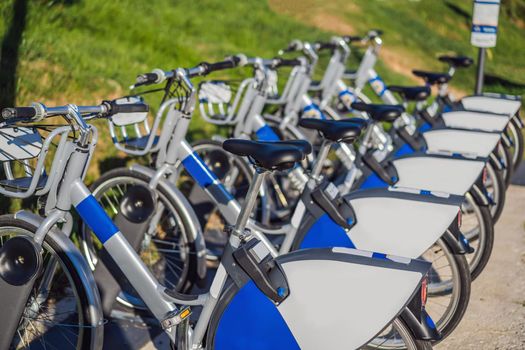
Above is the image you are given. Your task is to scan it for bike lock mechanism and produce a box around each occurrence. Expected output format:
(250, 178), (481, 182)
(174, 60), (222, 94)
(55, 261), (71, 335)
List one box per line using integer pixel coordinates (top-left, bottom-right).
(93, 184), (157, 316)
(232, 238), (290, 304)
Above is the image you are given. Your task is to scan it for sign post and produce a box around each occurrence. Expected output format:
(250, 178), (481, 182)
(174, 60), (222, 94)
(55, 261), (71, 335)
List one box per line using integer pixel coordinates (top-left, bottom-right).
(471, 0), (501, 94)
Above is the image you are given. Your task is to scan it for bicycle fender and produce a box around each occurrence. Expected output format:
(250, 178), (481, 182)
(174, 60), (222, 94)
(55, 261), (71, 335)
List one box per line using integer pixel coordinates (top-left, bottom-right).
(422, 128), (500, 158)
(392, 155), (485, 196)
(13, 210), (104, 350)
(342, 193), (459, 258)
(212, 248), (430, 350)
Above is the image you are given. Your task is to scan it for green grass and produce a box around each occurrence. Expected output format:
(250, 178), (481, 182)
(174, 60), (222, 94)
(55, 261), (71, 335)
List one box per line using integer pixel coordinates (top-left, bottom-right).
(271, 0), (525, 95)
(0, 0), (524, 193)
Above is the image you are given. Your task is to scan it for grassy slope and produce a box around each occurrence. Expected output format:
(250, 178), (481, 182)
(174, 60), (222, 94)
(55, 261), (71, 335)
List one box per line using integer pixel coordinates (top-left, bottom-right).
(0, 0), (523, 188)
(271, 0), (525, 96)
(0, 0), (327, 182)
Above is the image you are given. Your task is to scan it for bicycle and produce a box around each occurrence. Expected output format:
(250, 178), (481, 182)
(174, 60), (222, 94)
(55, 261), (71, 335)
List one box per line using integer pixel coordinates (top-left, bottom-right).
(0, 95), (433, 349)
(85, 55), (472, 344)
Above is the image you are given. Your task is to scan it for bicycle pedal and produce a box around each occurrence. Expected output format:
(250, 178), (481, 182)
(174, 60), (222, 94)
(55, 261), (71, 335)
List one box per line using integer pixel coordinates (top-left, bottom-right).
(161, 306), (192, 330)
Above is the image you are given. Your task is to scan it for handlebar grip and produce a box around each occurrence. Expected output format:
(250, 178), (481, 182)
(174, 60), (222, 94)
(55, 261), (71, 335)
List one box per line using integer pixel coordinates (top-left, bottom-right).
(315, 42), (338, 51)
(135, 72), (161, 87)
(343, 35), (362, 43)
(274, 58), (302, 68)
(107, 101), (149, 115)
(201, 56), (240, 74)
(1, 107), (37, 120)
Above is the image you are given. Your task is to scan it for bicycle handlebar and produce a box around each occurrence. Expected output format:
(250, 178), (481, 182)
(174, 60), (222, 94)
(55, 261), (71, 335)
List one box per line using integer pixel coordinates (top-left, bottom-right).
(2, 107), (37, 120)
(314, 41), (338, 51)
(133, 55), (244, 88)
(199, 56), (241, 74)
(273, 57), (302, 68)
(342, 35), (363, 43)
(1, 100), (149, 123)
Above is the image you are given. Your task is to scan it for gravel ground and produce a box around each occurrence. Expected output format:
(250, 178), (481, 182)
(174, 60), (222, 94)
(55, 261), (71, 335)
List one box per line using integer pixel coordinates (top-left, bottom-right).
(135, 185), (525, 350)
(436, 184), (525, 350)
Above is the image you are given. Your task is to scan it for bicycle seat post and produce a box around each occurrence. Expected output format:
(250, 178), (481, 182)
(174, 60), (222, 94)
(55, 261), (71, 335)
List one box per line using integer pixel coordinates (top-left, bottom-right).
(311, 140), (332, 180)
(230, 167), (267, 247)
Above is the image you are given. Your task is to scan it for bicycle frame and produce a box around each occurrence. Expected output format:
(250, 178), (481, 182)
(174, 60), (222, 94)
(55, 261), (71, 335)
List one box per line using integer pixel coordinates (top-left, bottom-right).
(6, 104), (280, 348)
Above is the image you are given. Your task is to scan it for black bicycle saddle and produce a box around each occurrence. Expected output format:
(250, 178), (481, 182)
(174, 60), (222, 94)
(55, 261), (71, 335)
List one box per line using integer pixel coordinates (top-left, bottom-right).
(298, 118), (363, 143)
(222, 139), (311, 170)
(412, 70), (451, 85)
(350, 102), (404, 123)
(388, 85), (431, 101)
(438, 55), (474, 68)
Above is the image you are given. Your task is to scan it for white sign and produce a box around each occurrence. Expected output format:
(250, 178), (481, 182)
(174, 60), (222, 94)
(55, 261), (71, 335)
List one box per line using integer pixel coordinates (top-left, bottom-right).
(471, 0), (501, 48)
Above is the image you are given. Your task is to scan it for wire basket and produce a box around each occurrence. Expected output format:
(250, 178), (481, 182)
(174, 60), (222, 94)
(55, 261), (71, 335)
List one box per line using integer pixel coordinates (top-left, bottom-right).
(198, 78), (255, 125)
(0, 123), (74, 199)
(109, 79), (193, 156)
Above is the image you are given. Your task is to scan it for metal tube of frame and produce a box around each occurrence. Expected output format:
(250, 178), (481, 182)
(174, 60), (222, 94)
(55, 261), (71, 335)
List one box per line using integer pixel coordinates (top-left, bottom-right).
(311, 140), (332, 179)
(69, 180), (177, 340)
(234, 170), (267, 234)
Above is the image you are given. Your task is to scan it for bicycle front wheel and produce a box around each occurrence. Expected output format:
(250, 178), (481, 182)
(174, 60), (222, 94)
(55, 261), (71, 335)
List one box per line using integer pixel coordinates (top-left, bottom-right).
(0, 215), (100, 350)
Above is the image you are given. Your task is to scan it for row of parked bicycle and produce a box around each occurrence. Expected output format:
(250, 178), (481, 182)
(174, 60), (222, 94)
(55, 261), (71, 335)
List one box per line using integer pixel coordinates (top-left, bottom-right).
(0, 30), (522, 349)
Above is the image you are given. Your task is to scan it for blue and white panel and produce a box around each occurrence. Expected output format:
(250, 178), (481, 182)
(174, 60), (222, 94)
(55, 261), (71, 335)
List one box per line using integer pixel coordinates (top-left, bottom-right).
(299, 213), (355, 249)
(214, 248), (429, 350)
(392, 156), (485, 195)
(0, 127), (43, 161)
(461, 96), (521, 117)
(345, 196), (459, 258)
(441, 111), (509, 132)
(422, 128), (501, 158)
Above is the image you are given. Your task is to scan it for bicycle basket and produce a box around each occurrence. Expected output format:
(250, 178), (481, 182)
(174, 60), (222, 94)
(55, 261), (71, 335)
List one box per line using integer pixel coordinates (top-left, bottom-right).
(0, 124), (72, 199)
(198, 78), (254, 125)
(108, 96), (158, 156)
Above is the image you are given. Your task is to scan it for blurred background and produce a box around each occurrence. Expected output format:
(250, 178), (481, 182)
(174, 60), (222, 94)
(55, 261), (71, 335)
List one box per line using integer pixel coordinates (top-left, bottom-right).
(0, 0), (524, 204)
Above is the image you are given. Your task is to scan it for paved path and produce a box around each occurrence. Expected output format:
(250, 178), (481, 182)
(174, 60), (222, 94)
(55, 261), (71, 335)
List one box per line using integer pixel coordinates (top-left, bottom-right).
(130, 185), (525, 349)
(436, 185), (525, 349)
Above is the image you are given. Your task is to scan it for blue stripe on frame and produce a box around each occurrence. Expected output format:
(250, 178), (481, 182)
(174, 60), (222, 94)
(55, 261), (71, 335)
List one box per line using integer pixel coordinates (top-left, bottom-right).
(181, 152), (219, 187)
(75, 195), (119, 244)
(255, 124), (280, 141)
(303, 103), (327, 120)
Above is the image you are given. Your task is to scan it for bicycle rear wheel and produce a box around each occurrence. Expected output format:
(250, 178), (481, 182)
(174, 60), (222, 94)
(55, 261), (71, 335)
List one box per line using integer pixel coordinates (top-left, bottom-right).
(422, 238), (471, 343)
(0, 215), (99, 350)
(508, 119), (524, 172)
